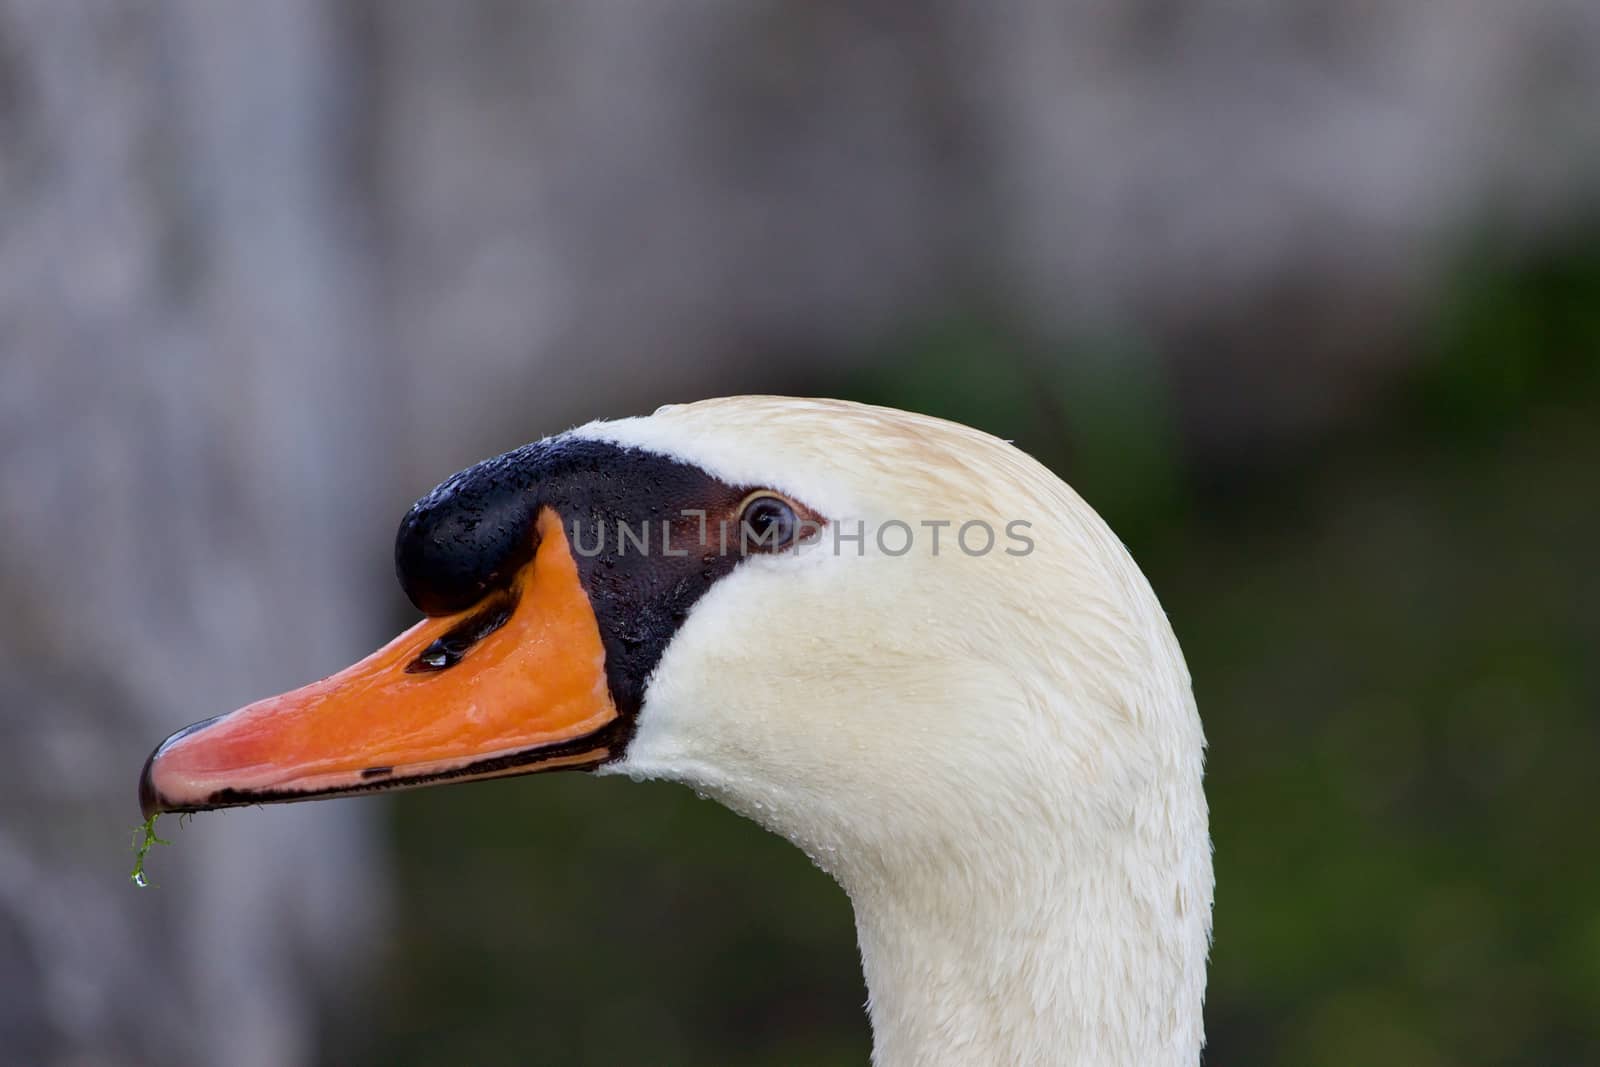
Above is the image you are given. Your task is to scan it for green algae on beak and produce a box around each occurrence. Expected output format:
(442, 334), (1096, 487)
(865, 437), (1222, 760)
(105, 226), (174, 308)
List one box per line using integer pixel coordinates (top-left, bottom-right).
(130, 813), (172, 888)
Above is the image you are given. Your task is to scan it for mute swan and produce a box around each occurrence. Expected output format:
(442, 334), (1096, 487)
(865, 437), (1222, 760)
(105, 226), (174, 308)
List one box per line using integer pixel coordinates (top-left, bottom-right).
(140, 396), (1212, 1067)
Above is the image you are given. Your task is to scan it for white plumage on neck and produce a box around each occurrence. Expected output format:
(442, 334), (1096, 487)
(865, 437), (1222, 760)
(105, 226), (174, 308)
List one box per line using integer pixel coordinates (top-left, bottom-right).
(586, 397), (1211, 1066)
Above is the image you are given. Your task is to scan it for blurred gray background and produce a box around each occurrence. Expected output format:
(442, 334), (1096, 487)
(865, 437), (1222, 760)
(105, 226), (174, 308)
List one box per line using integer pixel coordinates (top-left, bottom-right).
(2, 3), (1597, 1065)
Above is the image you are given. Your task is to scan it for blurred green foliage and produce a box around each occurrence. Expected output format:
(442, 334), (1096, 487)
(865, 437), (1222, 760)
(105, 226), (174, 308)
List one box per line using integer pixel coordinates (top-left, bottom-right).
(347, 239), (1599, 1066)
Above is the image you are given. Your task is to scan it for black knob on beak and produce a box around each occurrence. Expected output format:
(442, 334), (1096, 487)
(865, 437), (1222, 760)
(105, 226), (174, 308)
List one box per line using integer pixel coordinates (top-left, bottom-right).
(394, 442), (549, 616)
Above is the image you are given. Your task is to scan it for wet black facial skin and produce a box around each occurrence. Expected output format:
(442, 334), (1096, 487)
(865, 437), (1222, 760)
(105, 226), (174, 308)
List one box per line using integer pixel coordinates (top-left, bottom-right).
(395, 437), (807, 733)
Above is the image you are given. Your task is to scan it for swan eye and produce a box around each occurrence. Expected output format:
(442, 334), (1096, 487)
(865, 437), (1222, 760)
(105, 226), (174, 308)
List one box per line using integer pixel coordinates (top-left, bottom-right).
(739, 493), (799, 551)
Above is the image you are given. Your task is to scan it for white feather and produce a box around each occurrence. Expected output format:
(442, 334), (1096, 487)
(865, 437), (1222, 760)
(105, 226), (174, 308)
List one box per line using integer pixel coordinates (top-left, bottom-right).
(582, 397), (1212, 1067)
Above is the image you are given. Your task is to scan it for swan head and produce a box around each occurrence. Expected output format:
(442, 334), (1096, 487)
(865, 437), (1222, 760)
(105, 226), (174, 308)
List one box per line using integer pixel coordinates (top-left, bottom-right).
(139, 396), (1211, 1059)
(590, 399), (1207, 888)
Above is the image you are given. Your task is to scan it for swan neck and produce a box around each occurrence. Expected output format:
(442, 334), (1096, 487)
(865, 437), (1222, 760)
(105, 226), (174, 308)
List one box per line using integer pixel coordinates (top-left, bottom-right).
(848, 838), (1207, 1067)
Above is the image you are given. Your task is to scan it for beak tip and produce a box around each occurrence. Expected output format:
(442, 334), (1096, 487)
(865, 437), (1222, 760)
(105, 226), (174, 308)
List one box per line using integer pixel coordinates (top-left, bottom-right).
(139, 713), (230, 819)
(138, 744), (165, 821)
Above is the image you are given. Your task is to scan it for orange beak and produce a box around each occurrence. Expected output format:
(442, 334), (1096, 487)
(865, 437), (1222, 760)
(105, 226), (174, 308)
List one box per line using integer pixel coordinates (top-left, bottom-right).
(139, 509), (618, 818)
